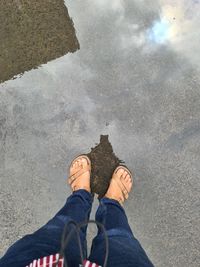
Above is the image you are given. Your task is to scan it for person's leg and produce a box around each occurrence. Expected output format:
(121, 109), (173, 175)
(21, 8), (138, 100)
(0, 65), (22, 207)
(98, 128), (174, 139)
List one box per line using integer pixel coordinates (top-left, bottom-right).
(0, 189), (93, 267)
(89, 198), (154, 267)
(88, 167), (154, 267)
(0, 155), (93, 267)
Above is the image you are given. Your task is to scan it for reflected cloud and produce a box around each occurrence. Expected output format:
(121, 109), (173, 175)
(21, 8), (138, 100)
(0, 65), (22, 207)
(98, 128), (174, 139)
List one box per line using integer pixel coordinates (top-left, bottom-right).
(0, 2), (200, 264)
(95, 0), (124, 12)
(148, 19), (171, 44)
(146, 0), (200, 67)
(1, 0), (200, 158)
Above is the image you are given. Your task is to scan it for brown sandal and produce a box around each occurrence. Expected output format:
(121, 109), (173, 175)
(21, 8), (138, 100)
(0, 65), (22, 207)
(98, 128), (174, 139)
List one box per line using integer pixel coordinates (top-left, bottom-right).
(105, 165), (133, 205)
(68, 154), (91, 192)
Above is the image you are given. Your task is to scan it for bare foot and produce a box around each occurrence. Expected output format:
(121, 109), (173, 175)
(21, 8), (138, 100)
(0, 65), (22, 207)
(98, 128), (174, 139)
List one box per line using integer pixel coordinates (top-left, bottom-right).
(68, 155), (91, 193)
(104, 166), (133, 205)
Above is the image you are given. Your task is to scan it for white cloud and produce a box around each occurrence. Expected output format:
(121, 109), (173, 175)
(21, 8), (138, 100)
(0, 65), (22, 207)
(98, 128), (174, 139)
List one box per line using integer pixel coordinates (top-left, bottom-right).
(147, 0), (200, 68)
(94, 0), (124, 12)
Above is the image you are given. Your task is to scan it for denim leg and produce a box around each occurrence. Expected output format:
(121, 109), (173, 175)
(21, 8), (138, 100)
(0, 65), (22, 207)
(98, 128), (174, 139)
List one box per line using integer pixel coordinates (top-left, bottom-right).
(0, 190), (93, 267)
(88, 198), (154, 267)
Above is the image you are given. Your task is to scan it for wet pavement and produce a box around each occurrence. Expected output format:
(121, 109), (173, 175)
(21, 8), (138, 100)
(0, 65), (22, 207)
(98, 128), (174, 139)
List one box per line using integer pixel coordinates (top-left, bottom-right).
(0, 1), (200, 267)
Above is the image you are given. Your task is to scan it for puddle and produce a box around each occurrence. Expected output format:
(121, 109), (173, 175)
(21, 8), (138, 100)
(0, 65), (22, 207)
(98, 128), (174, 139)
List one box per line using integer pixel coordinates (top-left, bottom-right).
(0, 2), (200, 266)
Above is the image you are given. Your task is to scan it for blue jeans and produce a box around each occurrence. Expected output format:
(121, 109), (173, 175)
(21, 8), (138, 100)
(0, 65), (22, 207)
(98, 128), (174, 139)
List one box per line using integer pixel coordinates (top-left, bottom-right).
(0, 190), (154, 267)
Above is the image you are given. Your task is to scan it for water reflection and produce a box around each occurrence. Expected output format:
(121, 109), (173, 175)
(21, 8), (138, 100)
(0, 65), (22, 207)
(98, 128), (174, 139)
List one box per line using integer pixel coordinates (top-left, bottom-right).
(0, 2), (200, 266)
(148, 19), (171, 44)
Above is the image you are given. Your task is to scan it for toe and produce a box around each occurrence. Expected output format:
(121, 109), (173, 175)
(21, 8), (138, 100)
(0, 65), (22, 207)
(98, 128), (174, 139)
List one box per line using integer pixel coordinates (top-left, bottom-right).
(116, 168), (124, 177)
(70, 158), (81, 177)
(73, 160), (78, 167)
(77, 160), (82, 168)
(70, 162), (75, 170)
(81, 157), (88, 166)
(73, 161), (77, 168)
(124, 174), (129, 183)
(76, 160), (80, 167)
(76, 160), (81, 168)
(122, 171), (127, 180)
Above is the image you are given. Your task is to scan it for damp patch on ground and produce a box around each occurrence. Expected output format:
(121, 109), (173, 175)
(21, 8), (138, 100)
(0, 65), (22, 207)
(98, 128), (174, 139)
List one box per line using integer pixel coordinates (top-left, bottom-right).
(87, 135), (125, 198)
(0, 0), (79, 83)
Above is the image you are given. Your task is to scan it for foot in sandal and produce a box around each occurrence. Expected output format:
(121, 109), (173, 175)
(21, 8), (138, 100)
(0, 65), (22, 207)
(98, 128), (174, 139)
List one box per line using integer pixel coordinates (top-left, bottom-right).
(104, 166), (133, 205)
(68, 155), (91, 193)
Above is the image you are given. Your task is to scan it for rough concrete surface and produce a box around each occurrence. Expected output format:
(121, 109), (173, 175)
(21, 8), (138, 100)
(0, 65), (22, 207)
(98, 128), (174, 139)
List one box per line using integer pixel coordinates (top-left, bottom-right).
(0, 1), (200, 267)
(0, 0), (79, 83)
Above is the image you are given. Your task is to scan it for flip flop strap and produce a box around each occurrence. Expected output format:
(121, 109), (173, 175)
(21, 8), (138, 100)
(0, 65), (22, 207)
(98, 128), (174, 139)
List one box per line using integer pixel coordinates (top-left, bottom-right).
(69, 165), (91, 184)
(120, 180), (129, 199)
(113, 177), (129, 202)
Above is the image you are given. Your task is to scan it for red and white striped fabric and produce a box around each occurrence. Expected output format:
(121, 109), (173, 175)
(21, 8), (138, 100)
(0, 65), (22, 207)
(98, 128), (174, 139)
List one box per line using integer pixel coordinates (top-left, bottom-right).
(26, 254), (64, 267)
(26, 254), (101, 267)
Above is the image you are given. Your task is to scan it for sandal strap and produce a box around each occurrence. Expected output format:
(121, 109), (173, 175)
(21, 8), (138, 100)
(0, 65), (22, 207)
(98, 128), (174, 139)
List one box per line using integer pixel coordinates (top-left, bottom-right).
(113, 166), (132, 202)
(69, 165), (91, 184)
(114, 177), (129, 200)
(113, 179), (125, 202)
(120, 178), (129, 199)
(68, 155), (91, 188)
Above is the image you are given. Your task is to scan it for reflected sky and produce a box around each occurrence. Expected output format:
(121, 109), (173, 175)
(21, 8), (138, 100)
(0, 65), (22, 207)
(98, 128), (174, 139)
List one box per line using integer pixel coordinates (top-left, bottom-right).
(0, 0), (200, 176)
(0, 1), (200, 266)
(147, 0), (200, 66)
(148, 19), (171, 44)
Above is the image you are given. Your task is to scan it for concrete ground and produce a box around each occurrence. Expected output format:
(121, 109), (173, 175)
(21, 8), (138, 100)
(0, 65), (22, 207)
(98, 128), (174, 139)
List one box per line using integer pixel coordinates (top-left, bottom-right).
(0, 1), (200, 267)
